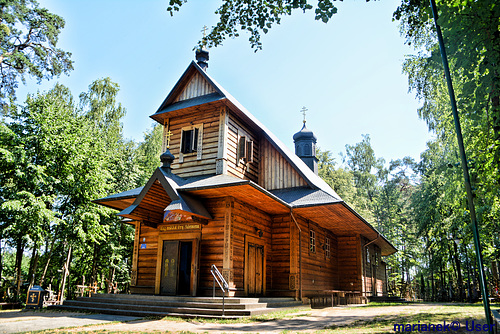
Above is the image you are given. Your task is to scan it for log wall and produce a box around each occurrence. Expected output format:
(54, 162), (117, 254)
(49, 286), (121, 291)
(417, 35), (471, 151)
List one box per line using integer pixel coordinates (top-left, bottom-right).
(225, 113), (259, 183)
(259, 138), (308, 190)
(165, 107), (220, 178)
(133, 223), (159, 294)
(337, 235), (362, 292)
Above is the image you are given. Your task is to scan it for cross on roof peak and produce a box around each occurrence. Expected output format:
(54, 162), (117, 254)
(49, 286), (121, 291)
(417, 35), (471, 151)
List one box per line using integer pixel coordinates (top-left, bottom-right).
(300, 106), (308, 124)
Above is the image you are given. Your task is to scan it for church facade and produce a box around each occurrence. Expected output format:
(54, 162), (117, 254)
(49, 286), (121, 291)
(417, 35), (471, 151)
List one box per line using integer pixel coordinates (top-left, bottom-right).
(95, 49), (396, 301)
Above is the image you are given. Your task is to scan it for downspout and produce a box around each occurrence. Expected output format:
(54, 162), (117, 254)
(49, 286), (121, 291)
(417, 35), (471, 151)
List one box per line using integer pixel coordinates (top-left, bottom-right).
(363, 234), (380, 298)
(290, 209), (302, 301)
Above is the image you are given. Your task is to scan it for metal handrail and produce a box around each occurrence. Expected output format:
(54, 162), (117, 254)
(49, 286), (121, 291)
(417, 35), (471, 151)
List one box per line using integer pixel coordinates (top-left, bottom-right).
(211, 264), (229, 316)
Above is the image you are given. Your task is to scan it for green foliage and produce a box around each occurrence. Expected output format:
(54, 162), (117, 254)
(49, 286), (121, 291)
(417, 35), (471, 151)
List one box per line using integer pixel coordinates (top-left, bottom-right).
(0, 0), (73, 104)
(167, 0), (348, 50)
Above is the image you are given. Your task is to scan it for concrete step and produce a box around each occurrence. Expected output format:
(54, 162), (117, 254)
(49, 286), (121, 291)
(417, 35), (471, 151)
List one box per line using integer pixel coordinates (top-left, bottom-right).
(56, 294), (303, 319)
(53, 304), (244, 319)
(67, 298), (261, 310)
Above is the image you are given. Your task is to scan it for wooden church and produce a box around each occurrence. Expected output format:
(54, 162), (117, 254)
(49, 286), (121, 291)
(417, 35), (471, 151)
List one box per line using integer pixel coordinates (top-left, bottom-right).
(94, 48), (397, 302)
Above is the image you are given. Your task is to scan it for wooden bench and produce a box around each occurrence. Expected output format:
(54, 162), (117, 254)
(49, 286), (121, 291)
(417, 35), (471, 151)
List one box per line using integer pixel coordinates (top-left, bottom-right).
(308, 290), (365, 308)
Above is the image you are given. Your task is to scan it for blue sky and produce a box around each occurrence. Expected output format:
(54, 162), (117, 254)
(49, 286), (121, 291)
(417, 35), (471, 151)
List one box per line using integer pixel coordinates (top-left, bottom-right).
(17, 0), (433, 166)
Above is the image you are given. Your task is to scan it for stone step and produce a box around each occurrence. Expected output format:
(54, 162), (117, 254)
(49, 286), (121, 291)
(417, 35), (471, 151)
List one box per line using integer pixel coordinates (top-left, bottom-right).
(55, 294), (303, 319)
(54, 304), (245, 319)
(83, 294), (296, 304)
(59, 301), (254, 316)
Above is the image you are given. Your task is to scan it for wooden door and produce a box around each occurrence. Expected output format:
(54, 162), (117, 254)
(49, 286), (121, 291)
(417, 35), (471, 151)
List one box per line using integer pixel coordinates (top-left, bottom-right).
(247, 243), (264, 296)
(177, 241), (192, 295)
(160, 240), (179, 295)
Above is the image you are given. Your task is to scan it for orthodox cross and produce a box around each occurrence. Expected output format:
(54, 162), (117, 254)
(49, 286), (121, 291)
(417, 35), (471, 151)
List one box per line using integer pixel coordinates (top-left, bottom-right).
(300, 106), (308, 124)
(201, 25), (208, 47)
(165, 130), (172, 149)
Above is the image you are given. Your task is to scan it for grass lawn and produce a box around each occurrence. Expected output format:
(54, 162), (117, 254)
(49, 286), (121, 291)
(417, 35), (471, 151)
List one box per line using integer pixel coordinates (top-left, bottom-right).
(320, 303), (498, 333)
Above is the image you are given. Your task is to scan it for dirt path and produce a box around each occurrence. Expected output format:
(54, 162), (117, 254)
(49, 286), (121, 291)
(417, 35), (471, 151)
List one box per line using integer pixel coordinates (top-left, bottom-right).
(46, 303), (442, 333)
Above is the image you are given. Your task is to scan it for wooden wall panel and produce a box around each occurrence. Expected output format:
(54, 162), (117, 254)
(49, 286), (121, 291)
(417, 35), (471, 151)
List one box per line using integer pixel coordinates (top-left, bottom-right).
(337, 235), (362, 292)
(225, 113), (259, 183)
(198, 199), (225, 295)
(165, 107), (221, 178)
(175, 71), (216, 102)
(259, 138), (308, 190)
(230, 198), (272, 295)
(136, 224), (159, 289)
(295, 218), (339, 295)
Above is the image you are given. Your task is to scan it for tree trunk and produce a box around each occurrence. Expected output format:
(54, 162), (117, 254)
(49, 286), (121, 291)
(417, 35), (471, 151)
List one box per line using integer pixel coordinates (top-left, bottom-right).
(452, 241), (464, 301)
(0, 232), (3, 289)
(59, 245), (72, 303)
(14, 239), (25, 300)
(91, 242), (98, 284)
(27, 242), (39, 288)
(39, 234), (58, 286)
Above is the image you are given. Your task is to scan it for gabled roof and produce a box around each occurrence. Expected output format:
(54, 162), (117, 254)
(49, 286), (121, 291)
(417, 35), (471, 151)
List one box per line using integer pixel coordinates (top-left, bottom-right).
(150, 61), (342, 201)
(117, 167), (211, 221)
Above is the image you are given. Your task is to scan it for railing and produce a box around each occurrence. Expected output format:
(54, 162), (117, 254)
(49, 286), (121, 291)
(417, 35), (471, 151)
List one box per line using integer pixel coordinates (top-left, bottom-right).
(211, 264), (229, 316)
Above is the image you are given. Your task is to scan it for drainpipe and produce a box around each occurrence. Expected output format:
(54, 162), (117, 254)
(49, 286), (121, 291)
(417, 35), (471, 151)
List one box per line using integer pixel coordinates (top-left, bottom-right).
(290, 210), (302, 301)
(363, 234), (379, 298)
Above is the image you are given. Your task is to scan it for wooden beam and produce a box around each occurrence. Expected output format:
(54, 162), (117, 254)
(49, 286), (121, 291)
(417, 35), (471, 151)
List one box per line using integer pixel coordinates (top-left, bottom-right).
(223, 197), (234, 289)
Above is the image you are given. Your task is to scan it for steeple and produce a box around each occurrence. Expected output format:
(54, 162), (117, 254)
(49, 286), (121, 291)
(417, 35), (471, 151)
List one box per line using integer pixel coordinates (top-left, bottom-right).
(196, 26), (209, 71)
(293, 107), (318, 175)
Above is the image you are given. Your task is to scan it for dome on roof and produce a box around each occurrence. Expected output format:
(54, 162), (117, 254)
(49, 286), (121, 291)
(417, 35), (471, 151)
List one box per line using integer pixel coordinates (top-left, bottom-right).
(293, 123), (317, 142)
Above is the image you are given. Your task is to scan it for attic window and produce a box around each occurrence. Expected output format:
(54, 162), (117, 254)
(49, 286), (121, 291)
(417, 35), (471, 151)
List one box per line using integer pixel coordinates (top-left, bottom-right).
(238, 136), (254, 163)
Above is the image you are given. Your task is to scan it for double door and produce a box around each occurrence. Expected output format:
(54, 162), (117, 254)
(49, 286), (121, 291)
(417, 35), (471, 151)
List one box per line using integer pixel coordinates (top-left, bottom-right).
(160, 240), (196, 295)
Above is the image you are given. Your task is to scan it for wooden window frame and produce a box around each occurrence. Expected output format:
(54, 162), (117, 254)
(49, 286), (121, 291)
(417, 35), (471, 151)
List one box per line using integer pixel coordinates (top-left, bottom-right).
(309, 229), (316, 254)
(179, 124), (203, 162)
(325, 237), (330, 259)
(237, 134), (254, 164)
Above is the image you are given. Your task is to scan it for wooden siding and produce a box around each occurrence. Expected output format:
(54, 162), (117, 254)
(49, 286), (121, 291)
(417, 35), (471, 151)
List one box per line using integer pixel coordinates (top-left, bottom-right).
(337, 235), (362, 292)
(259, 138), (307, 190)
(362, 241), (385, 296)
(136, 223), (159, 289)
(291, 217), (339, 296)
(166, 107), (221, 178)
(226, 113), (259, 183)
(174, 71), (216, 102)
(270, 215), (292, 295)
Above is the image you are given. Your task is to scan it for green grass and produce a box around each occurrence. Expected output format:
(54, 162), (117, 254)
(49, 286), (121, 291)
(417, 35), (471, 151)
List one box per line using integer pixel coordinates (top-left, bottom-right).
(317, 304), (490, 333)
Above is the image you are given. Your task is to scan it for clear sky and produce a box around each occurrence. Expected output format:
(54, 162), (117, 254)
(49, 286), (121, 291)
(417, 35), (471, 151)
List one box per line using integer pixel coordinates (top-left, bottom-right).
(17, 0), (433, 166)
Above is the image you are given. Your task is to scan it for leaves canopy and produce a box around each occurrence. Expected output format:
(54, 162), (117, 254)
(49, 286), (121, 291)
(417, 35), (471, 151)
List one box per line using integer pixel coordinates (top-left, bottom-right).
(0, 0), (73, 105)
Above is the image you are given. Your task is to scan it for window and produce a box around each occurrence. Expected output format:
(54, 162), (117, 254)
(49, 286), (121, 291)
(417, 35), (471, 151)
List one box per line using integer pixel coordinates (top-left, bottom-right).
(325, 237), (330, 258)
(309, 229), (316, 253)
(179, 124), (203, 162)
(366, 247), (370, 264)
(181, 127), (199, 154)
(238, 135), (254, 163)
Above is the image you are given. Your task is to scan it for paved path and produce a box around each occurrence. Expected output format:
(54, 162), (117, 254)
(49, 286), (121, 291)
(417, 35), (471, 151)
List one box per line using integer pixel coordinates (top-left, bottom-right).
(0, 310), (140, 334)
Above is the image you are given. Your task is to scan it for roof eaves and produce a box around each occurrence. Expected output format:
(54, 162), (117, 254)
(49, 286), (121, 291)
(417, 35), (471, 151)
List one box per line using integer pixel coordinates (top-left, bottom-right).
(340, 201), (398, 255)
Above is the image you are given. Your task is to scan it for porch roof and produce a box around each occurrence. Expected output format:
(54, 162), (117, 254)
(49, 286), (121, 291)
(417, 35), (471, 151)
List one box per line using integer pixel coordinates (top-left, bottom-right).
(94, 173), (396, 256)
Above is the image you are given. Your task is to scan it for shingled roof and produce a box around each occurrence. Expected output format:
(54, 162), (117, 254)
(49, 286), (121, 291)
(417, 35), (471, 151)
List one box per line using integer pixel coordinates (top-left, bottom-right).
(150, 61), (342, 202)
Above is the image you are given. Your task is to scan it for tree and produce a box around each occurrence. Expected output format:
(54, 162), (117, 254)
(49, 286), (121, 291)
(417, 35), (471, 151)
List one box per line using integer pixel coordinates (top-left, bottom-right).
(0, 0), (73, 105)
(167, 0), (347, 50)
